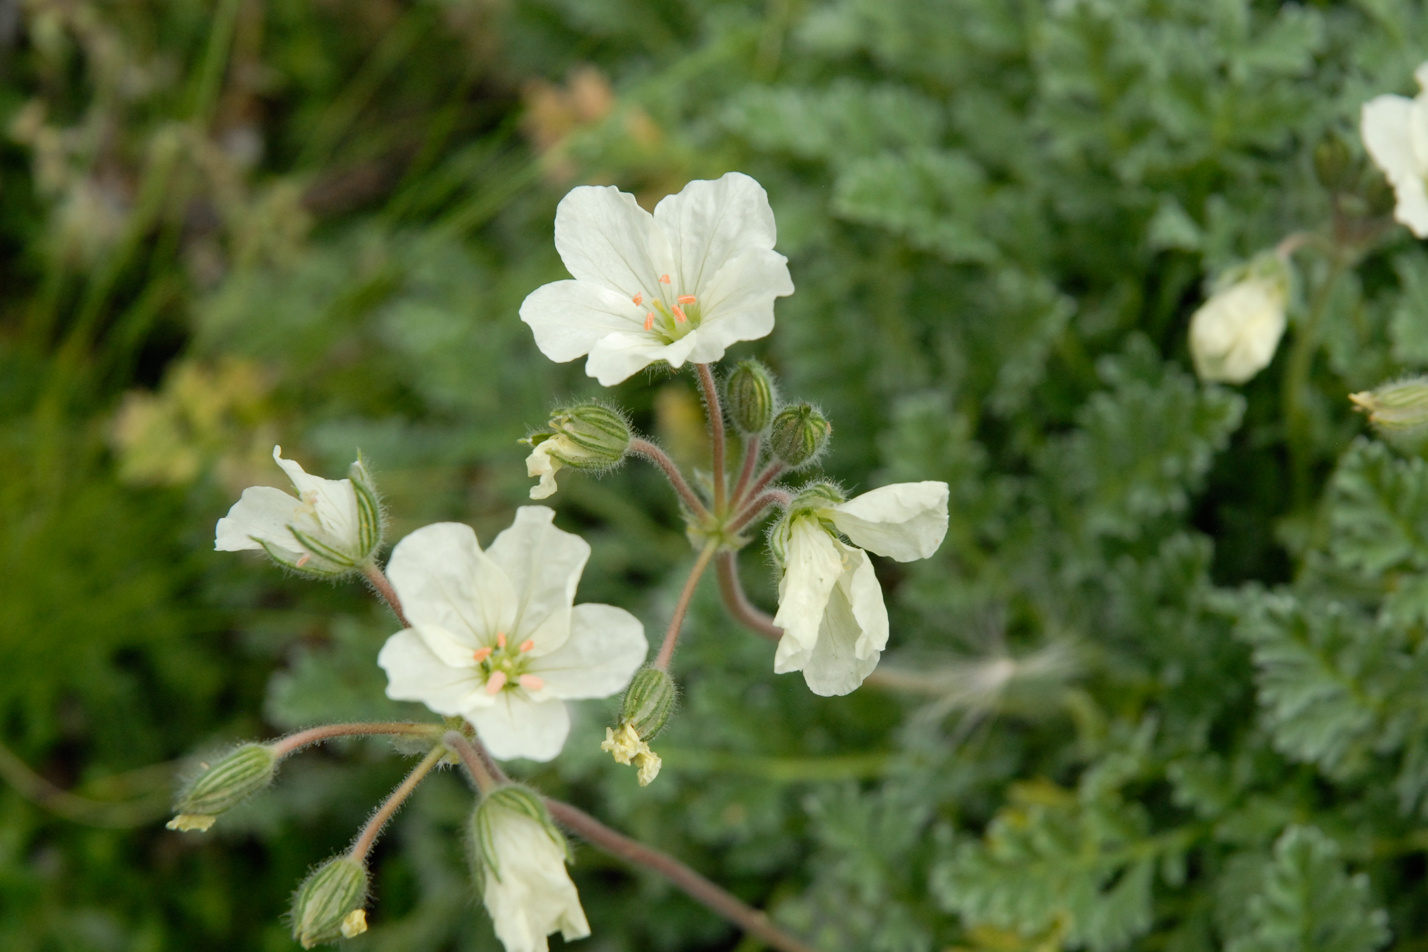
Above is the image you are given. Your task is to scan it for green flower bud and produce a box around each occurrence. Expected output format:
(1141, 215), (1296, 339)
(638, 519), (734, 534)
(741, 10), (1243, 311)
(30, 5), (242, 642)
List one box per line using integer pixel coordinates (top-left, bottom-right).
(769, 404), (832, 468)
(724, 360), (777, 434)
(349, 454), (385, 559)
(619, 667), (678, 742)
(789, 480), (846, 514)
(522, 403), (633, 499)
(1351, 377), (1428, 448)
(168, 743), (277, 832)
(1312, 132), (1355, 194)
(470, 785), (566, 884)
(291, 856), (370, 948)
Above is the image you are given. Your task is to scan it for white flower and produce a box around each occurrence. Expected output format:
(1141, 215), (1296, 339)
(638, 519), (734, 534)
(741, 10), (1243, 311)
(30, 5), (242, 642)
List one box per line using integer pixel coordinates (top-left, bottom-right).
(771, 482), (949, 696)
(214, 445), (381, 575)
(377, 508), (647, 761)
(1188, 257), (1290, 385)
(478, 794), (590, 952)
(1362, 62), (1428, 237)
(525, 441), (564, 500)
(519, 172), (795, 386)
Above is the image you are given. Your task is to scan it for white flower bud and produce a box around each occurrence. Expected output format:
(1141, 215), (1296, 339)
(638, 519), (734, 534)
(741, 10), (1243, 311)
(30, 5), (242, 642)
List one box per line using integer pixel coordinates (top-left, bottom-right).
(1188, 254), (1290, 385)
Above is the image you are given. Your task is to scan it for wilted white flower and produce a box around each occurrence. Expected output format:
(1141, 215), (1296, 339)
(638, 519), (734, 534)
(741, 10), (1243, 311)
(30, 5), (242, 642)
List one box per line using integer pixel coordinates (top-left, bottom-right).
(522, 403), (632, 500)
(377, 509), (646, 761)
(215, 445), (381, 575)
(771, 482), (949, 696)
(1362, 62), (1428, 237)
(519, 172), (794, 386)
(1188, 255), (1290, 385)
(472, 788), (589, 952)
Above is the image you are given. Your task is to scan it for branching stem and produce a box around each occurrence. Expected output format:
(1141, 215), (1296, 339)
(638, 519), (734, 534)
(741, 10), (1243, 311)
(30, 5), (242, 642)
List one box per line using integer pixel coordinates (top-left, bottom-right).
(545, 799), (822, 952)
(443, 731), (502, 794)
(268, 722), (442, 759)
(631, 438), (709, 518)
(348, 744), (445, 863)
(654, 540), (721, 670)
(729, 490), (791, 535)
(731, 434), (762, 506)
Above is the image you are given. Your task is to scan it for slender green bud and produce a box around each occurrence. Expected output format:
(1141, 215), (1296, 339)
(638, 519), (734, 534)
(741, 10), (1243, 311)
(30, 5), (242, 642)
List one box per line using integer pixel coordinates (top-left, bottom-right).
(769, 404), (832, 468)
(1312, 133), (1355, 194)
(291, 856), (370, 948)
(619, 667), (678, 742)
(724, 360), (777, 434)
(168, 743), (277, 832)
(470, 785), (565, 885)
(522, 403), (633, 499)
(1351, 377), (1428, 448)
(349, 454), (385, 558)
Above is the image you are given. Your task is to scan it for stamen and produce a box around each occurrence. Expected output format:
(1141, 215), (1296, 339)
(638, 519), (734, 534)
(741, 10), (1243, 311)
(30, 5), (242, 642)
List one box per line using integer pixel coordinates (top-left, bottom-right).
(519, 639), (535, 653)
(496, 632), (507, 648)
(659, 274), (671, 284)
(485, 670), (508, 694)
(518, 675), (545, 691)
(472, 646), (492, 663)
(296, 554), (310, 568)
(672, 305), (688, 323)
(632, 293), (643, 306)
(677, 295), (696, 305)
(644, 312), (655, 331)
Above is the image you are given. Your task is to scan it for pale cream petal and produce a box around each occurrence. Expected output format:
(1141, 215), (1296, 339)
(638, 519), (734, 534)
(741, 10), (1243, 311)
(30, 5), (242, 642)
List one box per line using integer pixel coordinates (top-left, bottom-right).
(387, 523), (515, 643)
(829, 482), (951, 562)
(483, 809), (590, 952)
(773, 520), (844, 674)
(519, 279), (648, 364)
(839, 544), (889, 660)
(214, 486), (302, 553)
(468, 691), (571, 762)
(584, 330), (701, 385)
(531, 603), (647, 699)
(800, 572), (883, 697)
(378, 628), (483, 715)
(1363, 96), (1419, 186)
(553, 185), (674, 296)
(653, 173), (780, 294)
(486, 507), (588, 655)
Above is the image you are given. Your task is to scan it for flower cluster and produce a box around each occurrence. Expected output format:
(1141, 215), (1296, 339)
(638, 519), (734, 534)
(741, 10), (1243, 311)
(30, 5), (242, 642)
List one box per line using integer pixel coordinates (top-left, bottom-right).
(200, 172), (949, 952)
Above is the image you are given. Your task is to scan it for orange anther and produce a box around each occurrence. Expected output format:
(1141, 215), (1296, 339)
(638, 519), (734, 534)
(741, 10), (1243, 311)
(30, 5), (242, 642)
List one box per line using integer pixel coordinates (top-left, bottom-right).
(496, 632), (507, 648)
(296, 554), (310, 568)
(659, 274), (671, 284)
(518, 675), (545, 691)
(485, 670), (508, 694)
(644, 312), (655, 331)
(677, 295), (696, 305)
(632, 293), (643, 306)
(473, 646), (492, 663)
(519, 639), (535, 653)
(672, 305), (688, 323)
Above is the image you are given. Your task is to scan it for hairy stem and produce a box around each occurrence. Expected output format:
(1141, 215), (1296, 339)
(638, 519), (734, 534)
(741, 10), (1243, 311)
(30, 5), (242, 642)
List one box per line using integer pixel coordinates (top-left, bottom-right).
(443, 731), (502, 794)
(744, 460), (786, 503)
(728, 490), (791, 535)
(630, 438), (709, 518)
(731, 434), (762, 507)
(716, 553), (782, 642)
(269, 722), (443, 759)
(654, 540), (721, 670)
(362, 562), (410, 627)
(348, 744), (445, 862)
(545, 799), (822, 952)
(695, 363), (728, 514)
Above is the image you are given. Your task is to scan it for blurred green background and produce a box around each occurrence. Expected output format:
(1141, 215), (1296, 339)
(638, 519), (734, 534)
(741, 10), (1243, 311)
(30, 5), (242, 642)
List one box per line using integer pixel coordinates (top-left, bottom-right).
(4, 0), (1428, 949)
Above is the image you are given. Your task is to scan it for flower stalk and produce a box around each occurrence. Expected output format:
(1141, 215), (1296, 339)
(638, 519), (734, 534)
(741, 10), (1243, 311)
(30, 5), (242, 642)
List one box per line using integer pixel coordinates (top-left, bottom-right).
(348, 744), (446, 863)
(654, 539), (721, 671)
(695, 363), (728, 514)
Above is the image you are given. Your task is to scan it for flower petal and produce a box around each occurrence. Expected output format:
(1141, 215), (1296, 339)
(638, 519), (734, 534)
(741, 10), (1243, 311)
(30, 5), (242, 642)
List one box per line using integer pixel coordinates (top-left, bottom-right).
(519, 279), (647, 364)
(829, 481), (950, 562)
(840, 544), (889, 660)
(484, 809), (590, 950)
(653, 173), (780, 294)
(378, 628), (483, 715)
(801, 564), (885, 696)
(530, 603), (647, 699)
(469, 692), (572, 762)
(215, 486), (302, 553)
(1363, 94), (1428, 237)
(486, 507), (588, 654)
(553, 185), (674, 296)
(585, 330), (702, 386)
(772, 519), (844, 674)
(271, 446), (360, 542)
(388, 523), (515, 644)
(681, 251), (791, 362)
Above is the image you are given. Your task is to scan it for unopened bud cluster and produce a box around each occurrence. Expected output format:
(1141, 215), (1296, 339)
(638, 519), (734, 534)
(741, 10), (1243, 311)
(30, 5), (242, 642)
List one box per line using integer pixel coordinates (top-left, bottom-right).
(291, 856), (370, 948)
(167, 743), (277, 832)
(523, 402), (633, 499)
(1352, 377), (1428, 448)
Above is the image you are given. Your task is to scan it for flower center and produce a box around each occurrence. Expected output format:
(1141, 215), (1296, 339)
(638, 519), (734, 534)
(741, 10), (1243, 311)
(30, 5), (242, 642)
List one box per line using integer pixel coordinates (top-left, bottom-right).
(472, 631), (545, 695)
(633, 274), (703, 344)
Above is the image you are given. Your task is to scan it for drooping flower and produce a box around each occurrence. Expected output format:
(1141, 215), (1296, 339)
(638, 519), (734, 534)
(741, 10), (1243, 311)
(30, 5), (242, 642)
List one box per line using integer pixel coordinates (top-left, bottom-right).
(1188, 253), (1290, 385)
(1362, 62), (1428, 237)
(377, 509), (647, 761)
(770, 482), (949, 696)
(215, 445), (382, 576)
(519, 172), (795, 386)
(471, 786), (589, 952)
(521, 402), (632, 500)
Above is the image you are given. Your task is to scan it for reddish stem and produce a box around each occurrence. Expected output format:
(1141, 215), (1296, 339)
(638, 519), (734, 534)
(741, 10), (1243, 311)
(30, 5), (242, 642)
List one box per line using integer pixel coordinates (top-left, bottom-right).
(362, 562), (410, 627)
(630, 438), (709, 518)
(716, 552), (782, 642)
(695, 364), (727, 514)
(654, 541), (720, 670)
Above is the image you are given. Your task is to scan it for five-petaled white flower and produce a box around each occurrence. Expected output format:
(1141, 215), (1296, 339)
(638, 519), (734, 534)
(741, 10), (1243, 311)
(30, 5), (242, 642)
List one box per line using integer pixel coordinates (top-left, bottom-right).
(476, 791), (590, 952)
(519, 172), (795, 386)
(1362, 62), (1428, 238)
(215, 445), (382, 575)
(1188, 255), (1290, 385)
(771, 482), (949, 696)
(377, 508), (647, 761)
